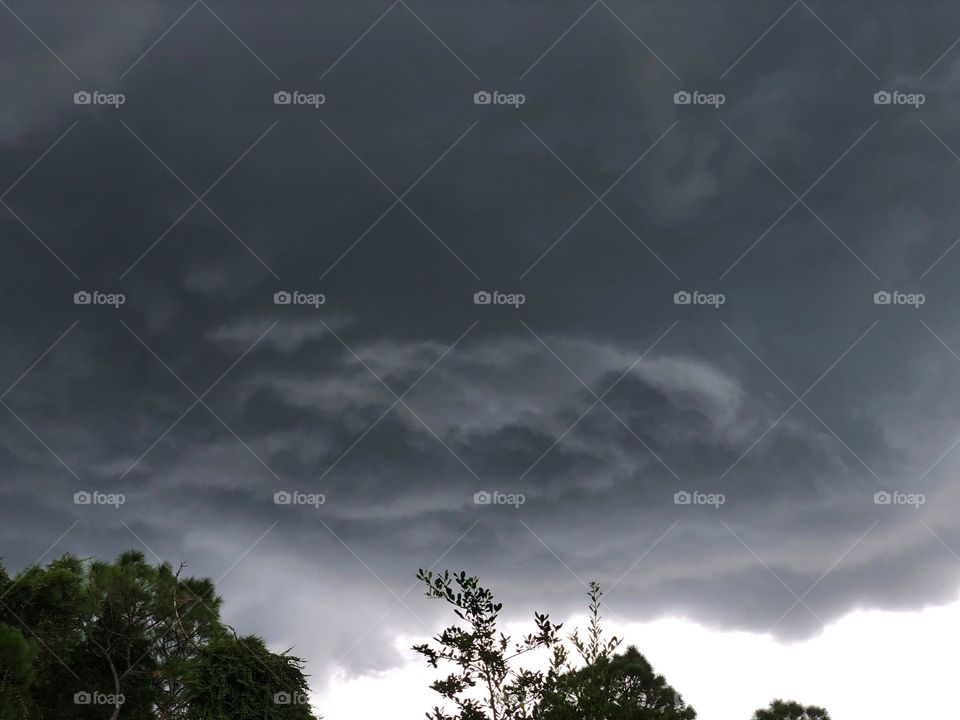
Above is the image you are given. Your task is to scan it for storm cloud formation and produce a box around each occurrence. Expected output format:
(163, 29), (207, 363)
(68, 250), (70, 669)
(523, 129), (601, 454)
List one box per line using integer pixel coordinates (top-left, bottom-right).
(3, 0), (960, 692)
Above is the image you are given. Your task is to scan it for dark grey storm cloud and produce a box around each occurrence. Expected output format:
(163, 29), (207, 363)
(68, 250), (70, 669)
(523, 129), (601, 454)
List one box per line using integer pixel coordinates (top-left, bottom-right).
(3, 0), (960, 698)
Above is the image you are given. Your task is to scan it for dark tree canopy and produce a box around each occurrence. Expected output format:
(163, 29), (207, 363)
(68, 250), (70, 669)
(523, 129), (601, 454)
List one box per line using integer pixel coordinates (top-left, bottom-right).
(185, 635), (315, 720)
(537, 646), (696, 720)
(0, 623), (37, 720)
(0, 551), (318, 720)
(751, 699), (831, 720)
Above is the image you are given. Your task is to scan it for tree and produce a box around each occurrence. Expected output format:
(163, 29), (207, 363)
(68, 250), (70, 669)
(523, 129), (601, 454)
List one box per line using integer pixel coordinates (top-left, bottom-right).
(0, 551), (216, 719)
(184, 635), (316, 720)
(414, 573), (695, 720)
(751, 699), (831, 720)
(537, 647), (696, 720)
(537, 583), (695, 720)
(413, 569), (564, 720)
(0, 624), (37, 720)
(0, 552), (318, 719)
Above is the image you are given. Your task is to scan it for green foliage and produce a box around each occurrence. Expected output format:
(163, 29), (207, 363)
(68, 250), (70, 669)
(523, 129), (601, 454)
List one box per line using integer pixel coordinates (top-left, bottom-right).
(751, 699), (831, 720)
(185, 635), (316, 719)
(537, 583), (695, 720)
(0, 623), (37, 720)
(0, 552), (318, 719)
(415, 575), (695, 720)
(413, 569), (564, 720)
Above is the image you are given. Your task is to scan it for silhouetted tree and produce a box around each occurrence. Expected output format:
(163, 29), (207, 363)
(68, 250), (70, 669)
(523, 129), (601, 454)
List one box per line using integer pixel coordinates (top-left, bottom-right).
(751, 699), (831, 720)
(537, 583), (695, 719)
(414, 573), (695, 720)
(413, 569), (564, 719)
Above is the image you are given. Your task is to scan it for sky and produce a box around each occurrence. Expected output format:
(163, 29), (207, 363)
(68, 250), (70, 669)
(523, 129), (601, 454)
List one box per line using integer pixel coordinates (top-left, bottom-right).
(2, 1), (960, 718)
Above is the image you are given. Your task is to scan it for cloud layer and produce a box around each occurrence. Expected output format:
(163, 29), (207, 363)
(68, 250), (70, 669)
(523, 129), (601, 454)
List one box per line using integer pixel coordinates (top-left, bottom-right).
(3, 0), (960, 696)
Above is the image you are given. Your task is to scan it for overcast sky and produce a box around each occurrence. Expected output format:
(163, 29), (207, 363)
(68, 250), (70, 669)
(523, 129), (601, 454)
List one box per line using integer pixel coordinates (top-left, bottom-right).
(3, 1), (960, 718)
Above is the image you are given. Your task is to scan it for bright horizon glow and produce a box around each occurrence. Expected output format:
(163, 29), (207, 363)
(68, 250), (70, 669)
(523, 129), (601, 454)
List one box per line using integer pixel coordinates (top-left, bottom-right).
(317, 593), (960, 719)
